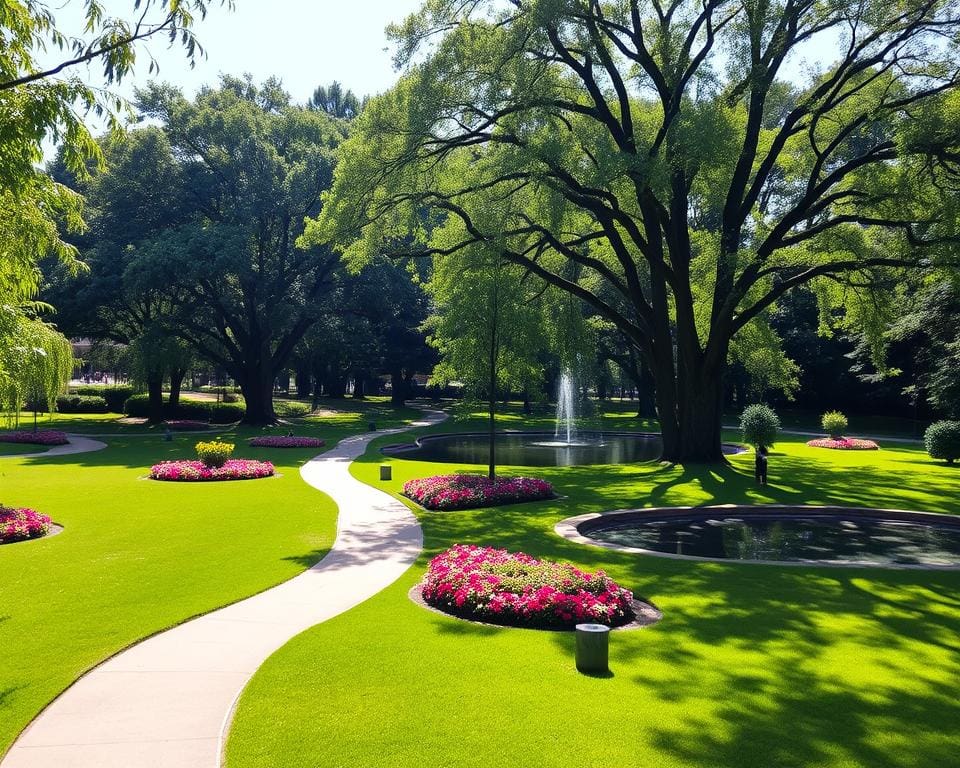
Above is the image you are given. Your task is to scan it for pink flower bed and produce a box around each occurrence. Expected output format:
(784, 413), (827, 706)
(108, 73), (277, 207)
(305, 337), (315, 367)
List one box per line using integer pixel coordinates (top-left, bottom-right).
(806, 437), (879, 450)
(163, 420), (209, 431)
(1, 506), (53, 543)
(403, 474), (554, 511)
(420, 544), (635, 629)
(150, 459), (275, 481)
(249, 436), (325, 448)
(0, 430), (69, 446)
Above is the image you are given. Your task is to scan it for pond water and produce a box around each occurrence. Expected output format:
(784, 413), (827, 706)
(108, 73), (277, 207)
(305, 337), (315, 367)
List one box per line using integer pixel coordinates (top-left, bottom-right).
(382, 431), (672, 467)
(581, 511), (960, 567)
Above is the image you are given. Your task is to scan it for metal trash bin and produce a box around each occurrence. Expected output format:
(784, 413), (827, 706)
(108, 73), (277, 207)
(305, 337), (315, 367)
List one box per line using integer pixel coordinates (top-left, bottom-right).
(575, 623), (610, 674)
(380, 464), (392, 481)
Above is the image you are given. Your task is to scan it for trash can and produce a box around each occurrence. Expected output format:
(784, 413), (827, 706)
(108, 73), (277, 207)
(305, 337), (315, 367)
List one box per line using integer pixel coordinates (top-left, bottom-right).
(575, 623), (610, 674)
(380, 464), (392, 481)
(368, 421), (377, 432)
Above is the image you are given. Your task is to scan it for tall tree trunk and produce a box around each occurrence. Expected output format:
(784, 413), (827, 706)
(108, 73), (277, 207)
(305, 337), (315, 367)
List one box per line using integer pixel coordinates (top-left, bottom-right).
(238, 368), (276, 425)
(390, 369), (407, 406)
(353, 374), (366, 399)
(147, 374), (165, 424)
(295, 366), (311, 399)
(169, 368), (186, 408)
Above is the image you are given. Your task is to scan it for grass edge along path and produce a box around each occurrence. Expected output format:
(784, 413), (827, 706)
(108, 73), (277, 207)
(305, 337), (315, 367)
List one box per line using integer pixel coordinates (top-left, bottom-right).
(225, 421), (960, 768)
(0, 399), (421, 756)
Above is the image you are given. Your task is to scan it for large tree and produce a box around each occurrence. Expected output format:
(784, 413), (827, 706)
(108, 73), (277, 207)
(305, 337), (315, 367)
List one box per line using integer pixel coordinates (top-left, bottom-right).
(132, 77), (348, 424)
(309, 0), (960, 461)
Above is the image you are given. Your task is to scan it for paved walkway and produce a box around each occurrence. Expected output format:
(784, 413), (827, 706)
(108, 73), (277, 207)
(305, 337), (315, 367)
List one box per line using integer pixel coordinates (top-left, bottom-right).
(0, 434), (108, 459)
(1, 411), (445, 768)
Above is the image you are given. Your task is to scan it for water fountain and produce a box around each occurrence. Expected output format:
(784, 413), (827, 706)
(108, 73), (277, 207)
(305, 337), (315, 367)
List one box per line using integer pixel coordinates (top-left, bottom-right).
(554, 370), (577, 445)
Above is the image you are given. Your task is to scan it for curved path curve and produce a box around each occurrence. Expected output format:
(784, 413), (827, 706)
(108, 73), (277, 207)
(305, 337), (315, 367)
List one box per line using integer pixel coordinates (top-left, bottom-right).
(0, 434), (107, 460)
(1, 410), (445, 768)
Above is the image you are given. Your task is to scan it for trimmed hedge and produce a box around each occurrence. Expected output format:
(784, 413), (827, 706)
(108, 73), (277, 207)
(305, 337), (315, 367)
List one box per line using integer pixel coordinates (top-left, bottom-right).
(924, 420), (960, 464)
(124, 395), (245, 423)
(274, 400), (311, 417)
(56, 395), (108, 414)
(70, 385), (135, 412)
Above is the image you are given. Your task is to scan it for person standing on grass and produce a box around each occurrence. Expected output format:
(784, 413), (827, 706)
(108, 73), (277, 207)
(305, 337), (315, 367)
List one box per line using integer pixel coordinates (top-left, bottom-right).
(755, 445), (768, 486)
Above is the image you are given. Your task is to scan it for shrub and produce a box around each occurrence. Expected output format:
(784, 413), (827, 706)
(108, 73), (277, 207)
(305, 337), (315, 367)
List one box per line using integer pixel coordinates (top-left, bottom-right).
(740, 404), (780, 449)
(195, 440), (234, 468)
(198, 385), (241, 395)
(403, 474), (554, 511)
(807, 437), (879, 450)
(56, 394), (108, 413)
(924, 420), (960, 464)
(0, 430), (69, 446)
(420, 545), (635, 629)
(821, 411), (848, 438)
(164, 420), (209, 431)
(124, 395), (245, 423)
(71, 385), (135, 412)
(150, 459), (274, 481)
(222, 392), (242, 404)
(249, 435), (325, 448)
(1, 506), (52, 543)
(274, 400), (311, 417)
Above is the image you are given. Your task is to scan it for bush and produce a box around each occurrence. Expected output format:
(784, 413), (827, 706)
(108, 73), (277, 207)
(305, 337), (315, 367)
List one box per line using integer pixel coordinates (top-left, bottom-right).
(924, 420), (960, 464)
(403, 474), (554, 511)
(249, 435), (325, 448)
(821, 411), (848, 438)
(124, 395), (245, 423)
(222, 392), (242, 404)
(71, 385), (135, 412)
(274, 400), (311, 418)
(195, 440), (234, 468)
(740, 404), (780, 449)
(420, 545), (635, 629)
(198, 385), (241, 395)
(56, 394), (108, 413)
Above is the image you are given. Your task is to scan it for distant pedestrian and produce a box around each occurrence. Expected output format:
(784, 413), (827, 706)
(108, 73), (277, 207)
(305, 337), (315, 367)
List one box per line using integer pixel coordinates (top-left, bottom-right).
(755, 445), (768, 486)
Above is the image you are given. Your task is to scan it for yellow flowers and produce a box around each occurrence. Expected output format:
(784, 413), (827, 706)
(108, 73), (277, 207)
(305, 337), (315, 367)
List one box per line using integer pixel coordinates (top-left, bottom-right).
(195, 440), (235, 468)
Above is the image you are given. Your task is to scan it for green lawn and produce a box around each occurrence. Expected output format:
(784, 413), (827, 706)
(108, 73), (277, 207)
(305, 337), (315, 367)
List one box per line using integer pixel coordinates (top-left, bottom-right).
(225, 414), (960, 768)
(0, 398), (420, 754)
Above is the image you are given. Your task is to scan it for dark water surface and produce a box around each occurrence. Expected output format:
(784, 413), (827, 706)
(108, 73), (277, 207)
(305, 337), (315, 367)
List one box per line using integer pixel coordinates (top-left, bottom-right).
(383, 431), (666, 467)
(584, 513), (960, 566)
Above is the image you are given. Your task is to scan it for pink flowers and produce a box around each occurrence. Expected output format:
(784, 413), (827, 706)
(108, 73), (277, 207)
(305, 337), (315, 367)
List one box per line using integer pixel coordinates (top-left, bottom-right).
(150, 459), (275, 481)
(420, 545), (635, 629)
(807, 437), (879, 450)
(1, 506), (52, 543)
(403, 474), (554, 511)
(163, 420), (209, 431)
(249, 436), (325, 448)
(0, 430), (69, 446)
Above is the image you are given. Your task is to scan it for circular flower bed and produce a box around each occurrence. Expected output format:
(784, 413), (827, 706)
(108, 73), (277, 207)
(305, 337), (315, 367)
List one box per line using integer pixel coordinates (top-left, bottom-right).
(1, 506), (53, 543)
(249, 435), (325, 448)
(403, 474), (554, 511)
(163, 420), (209, 431)
(420, 545), (635, 629)
(0, 430), (69, 446)
(806, 437), (879, 450)
(150, 459), (275, 481)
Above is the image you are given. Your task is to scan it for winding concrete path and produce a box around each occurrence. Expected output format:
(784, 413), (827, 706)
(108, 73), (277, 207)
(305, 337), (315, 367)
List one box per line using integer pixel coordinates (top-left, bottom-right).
(1, 410), (445, 768)
(0, 434), (107, 459)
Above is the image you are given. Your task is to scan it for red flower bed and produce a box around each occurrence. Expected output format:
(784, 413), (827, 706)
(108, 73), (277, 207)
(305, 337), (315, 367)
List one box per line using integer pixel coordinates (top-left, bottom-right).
(249, 436), (325, 448)
(0, 430), (69, 446)
(163, 420), (209, 431)
(420, 545), (635, 629)
(150, 459), (274, 481)
(403, 474), (554, 511)
(1, 506), (53, 543)
(806, 437), (879, 450)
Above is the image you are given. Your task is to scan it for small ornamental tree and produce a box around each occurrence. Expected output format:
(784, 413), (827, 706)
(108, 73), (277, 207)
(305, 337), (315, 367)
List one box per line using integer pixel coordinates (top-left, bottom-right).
(924, 421), (960, 464)
(740, 404), (780, 451)
(821, 412), (849, 439)
(0, 316), (72, 428)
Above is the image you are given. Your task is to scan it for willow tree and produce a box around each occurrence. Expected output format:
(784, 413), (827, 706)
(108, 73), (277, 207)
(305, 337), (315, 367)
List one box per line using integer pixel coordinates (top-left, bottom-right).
(0, 315), (73, 428)
(309, 0), (960, 462)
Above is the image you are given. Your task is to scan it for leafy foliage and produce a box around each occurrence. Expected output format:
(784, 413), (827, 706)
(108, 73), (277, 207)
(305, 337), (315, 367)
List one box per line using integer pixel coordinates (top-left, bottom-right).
(821, 412), (849, 438)
(924, 421), (960, 464)
(740, 404), (781, 450)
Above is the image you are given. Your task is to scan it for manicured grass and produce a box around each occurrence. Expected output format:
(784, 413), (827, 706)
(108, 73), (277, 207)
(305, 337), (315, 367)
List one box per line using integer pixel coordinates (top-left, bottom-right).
(0, 399), (421, 755)
(225, 421), (960, 768)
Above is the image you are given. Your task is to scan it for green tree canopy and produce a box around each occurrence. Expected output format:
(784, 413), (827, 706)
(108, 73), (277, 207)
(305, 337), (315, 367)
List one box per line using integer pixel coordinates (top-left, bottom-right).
(309, 0), (960, 462)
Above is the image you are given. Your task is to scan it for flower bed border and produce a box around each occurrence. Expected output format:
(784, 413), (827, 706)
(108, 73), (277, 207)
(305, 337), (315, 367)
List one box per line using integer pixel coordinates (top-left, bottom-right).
(248, 436), (326, 448)
(1, 506), (59, 545)
(149, 458), (275, 482)
(0, 430), (69, 446)
(403, 474), (555, 511)
(806, 437), (879, 450)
